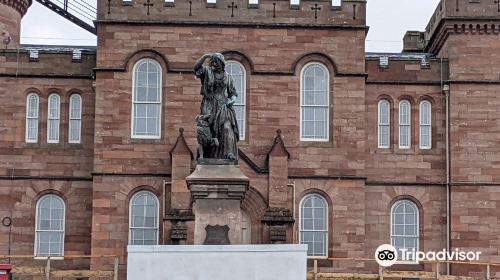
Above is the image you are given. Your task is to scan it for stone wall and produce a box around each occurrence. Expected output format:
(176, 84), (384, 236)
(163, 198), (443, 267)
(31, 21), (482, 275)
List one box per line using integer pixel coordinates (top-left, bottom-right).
(365, 82), (446, 183)
(450, 185), (500, 278)
(0, 77), (95, 177)
(93, 24), (367, 177)
(0, 179), (93, 275)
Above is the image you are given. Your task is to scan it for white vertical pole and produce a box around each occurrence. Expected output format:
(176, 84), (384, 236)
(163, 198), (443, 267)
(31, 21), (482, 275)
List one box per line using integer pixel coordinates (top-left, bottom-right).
(313, 259), (318, 280)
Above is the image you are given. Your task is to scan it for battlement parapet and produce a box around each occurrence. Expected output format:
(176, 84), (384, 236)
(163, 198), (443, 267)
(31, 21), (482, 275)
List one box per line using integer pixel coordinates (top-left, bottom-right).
(97, 0), (366, 27)
(425, 0), (500, 45)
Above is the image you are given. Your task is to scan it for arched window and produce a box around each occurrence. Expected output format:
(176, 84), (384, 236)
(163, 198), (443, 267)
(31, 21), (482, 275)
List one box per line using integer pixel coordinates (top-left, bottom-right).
(391, 200), (419, 261)
(226, 61), (246, 140)
(26, 93), (39, 143)
(132, 59), (162, 139)
(35, 194), (65, 257)
(300, 63), (329, 141)
(419, 100), (431, 149)
(47, 94), (60, 143)
(69, 94), (82, 143)
(129, 191), (159, 245)
(378, 99), (390, 148)
(300, 194), (328, 257)
(399, 100), (411, 149)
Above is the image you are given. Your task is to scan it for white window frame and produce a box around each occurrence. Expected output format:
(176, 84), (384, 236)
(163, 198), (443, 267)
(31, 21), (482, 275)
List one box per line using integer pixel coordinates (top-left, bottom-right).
(226, 60), (247, 140)
(34, 194), (65, 258)
(300, 62), (330, 142)
(26, 93), (39, 143)
(68, 94), (82, 144)
(390, 199), (419, 263)
(129, 191), (159, 245)
(419, 100), (432, 149)
(131, 59), (162, 139)
(378, 99), (390, 148)
(299, 193), (328, 258)
(47, 94), (61, 143)
(398, 100), (411, 149)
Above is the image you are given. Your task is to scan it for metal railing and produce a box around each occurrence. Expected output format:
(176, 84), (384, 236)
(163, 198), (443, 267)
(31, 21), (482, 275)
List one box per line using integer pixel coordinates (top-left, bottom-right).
(309, 257), (500, 280)
(0, 255), (118, 279)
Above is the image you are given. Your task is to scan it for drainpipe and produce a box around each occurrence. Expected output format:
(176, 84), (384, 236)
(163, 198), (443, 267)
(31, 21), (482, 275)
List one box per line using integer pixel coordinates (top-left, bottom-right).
(441, 57), (451, 275)
(287, 181), (296, 243)
(443, 83), (451, 275)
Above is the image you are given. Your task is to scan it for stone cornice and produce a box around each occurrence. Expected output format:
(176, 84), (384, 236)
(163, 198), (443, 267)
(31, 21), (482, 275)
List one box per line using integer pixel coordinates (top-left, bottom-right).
(95, 20), (368, 31)
(426, 18), (500, 54)
(1, 0), (32, 16)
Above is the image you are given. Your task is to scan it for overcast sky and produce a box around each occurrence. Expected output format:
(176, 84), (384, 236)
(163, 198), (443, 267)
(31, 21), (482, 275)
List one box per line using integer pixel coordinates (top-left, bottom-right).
(20, 0), (441, 53)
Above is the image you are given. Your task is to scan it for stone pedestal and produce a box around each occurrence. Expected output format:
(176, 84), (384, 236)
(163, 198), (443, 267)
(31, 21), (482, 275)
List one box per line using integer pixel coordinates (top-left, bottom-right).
(187, 159), (249, 245)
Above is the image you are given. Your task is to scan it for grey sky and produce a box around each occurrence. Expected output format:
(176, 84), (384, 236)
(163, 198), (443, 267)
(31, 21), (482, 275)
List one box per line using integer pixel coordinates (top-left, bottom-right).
(20, 0), (441, 53)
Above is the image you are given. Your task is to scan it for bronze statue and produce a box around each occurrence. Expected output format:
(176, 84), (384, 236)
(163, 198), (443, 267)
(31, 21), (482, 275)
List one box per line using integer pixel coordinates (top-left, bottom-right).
(194, 53), (239, 161)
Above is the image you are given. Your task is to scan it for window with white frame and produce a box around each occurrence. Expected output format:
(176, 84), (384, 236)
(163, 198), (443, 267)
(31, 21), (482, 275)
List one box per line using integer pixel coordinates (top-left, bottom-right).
(300, 63), (329, 141)
(391, 200), (419, 261)
(226, 61), (246, 140)
(300, 194), (328, 257)
(69, 94), (82, 143)
(399, 100), (411, 149)
(378, 99), (390, 148)
(132, 59), (162, 139)
(129, 191), (159, 245)
(47, 94), (60, 143)
(26, 93), (39, 143)
(419, 100), (431, 149)
(35, 194), (65, 257)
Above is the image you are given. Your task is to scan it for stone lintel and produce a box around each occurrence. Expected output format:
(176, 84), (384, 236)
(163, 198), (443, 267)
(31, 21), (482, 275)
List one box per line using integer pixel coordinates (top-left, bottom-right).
(189, 184), (247, 200)
(164, 209), (195, 221)
(197, 158), (236, 165)
(262, 207), (295, 225)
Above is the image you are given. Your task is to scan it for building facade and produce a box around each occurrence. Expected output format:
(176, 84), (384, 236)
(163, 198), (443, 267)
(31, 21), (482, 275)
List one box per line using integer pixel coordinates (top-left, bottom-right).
(0, 0), (499, 278)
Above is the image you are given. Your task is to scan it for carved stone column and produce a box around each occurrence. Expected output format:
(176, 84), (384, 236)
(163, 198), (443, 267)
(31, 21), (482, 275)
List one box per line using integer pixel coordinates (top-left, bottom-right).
(164, 209), (194, 245)
(263, 130), (294, 243)
(262, 208), (294, 244)
(166, 128), (195, 244)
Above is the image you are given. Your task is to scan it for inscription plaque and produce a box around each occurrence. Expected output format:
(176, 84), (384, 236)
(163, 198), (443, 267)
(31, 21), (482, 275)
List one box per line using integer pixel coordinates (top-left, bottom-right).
(204, 225), (230, 245)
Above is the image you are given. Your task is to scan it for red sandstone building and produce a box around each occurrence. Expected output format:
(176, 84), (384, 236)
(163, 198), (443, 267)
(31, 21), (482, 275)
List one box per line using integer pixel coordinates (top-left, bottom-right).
(0, 0), (499, 278)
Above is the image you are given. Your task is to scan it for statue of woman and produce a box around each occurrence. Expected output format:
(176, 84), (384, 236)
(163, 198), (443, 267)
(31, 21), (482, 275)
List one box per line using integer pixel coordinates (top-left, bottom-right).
(194, 53), (239, 161)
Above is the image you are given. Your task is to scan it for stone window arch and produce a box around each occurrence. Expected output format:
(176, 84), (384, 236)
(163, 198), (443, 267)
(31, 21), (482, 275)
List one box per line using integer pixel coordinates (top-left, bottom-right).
(390, 199), (419, 261)
(226, 60), (247, 140)
(300, 62), (329, 141)
(399, 100), (411, 149)
(300, 193), (328, 257)
(378, 99), (391, 148)
(132, 59), (162, 139)
(129, 191), (159, 245)
(35, 194), (65, 256)
(419, 100), (431, 149)
(26, 92), (39, 143)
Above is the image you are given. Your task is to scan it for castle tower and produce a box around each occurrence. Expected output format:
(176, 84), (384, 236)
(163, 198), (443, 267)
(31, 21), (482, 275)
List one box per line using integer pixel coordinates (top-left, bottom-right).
(424, 0), (500, 276)
(0, 0), (31, 48)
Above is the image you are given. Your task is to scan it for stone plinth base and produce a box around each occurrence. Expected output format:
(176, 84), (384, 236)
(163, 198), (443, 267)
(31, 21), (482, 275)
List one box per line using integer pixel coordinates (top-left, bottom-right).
(127, 245), (308, 280)
(186, 161), (249, 245)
